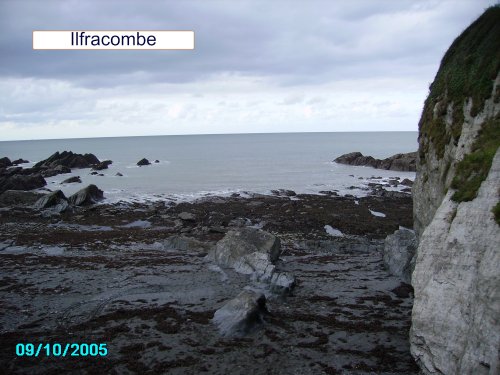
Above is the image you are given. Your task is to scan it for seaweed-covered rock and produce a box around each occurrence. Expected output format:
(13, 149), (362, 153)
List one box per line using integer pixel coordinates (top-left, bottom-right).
(68, 184), (104, 206)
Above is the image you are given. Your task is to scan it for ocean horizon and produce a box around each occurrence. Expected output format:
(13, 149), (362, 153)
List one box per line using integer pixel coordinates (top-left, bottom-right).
(0, 131), (417, 203)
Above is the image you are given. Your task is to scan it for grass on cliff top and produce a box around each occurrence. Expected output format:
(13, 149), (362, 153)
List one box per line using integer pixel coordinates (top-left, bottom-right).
(419, 5), (500, 160)
(450, 114), (499, 206)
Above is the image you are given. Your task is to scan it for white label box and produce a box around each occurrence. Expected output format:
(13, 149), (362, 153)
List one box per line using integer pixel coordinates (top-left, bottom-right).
(33, 30), (194, 50)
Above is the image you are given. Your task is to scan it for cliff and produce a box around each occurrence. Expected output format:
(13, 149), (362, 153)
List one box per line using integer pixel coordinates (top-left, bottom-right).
(411, 6), (500, 374)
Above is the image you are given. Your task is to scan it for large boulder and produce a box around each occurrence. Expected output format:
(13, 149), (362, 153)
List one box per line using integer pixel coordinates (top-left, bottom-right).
(212, 290), (268, 336)
(210, 227), (281, 268)
(33, 190), (69, 212)
(383, 228), (417, 284)
(68, 184), (104, 206)
(0, 173), (46, 194)
(210, 228), (295, 292)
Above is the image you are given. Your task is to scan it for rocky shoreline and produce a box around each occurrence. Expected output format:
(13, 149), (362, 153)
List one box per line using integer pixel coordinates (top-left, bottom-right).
(0, 170), (418, 374)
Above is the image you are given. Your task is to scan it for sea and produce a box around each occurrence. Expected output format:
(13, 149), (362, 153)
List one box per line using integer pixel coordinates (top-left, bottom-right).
(0, 132), (417, 203)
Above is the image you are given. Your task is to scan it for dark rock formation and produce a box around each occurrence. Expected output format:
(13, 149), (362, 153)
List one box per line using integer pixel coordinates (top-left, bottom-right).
(68, 184), (104, 206)
(0, 190), (44, 207)
(92, 160), (112, 171)
(178, 212), (195, 221)
(334, 151), (417, 171)
(154, 159), (160, 163)
(62, 176), (82, 184)
(41, 165), (71, 178)
(137, 158), (151, 166)
(0, 173), (46, 194)
(271, 189), (297, 197)
(115, 172), (123, 177)
(0, 157), (12, 168)
(35, 151), (100, 170)
(33, 190), (69, 212)
(11, 159), (29, 165)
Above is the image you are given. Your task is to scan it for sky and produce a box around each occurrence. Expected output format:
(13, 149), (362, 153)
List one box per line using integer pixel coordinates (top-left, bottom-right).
(0, 0), (497, 141)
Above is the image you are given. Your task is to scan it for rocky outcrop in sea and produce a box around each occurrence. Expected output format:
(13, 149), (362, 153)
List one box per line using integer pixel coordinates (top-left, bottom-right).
(334, 151), (417, 171)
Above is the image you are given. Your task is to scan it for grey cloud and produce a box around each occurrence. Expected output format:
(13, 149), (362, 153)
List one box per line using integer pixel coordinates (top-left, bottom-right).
(0, 0), (495, 89)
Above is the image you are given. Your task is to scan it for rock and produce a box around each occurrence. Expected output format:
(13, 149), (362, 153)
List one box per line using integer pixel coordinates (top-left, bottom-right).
(319, 190), (338, 196)
(35, 151), (100, 170)
(61, 176), (81, 184)
(11, 158), (29, 165)
(92, 160), (112, 171)
(0, 190), (44, 207)
(212, 290), (268, 336)
(154, 159), (160, 163)
(210, 227), (281, 268)
(33, 190), (69, 212)
(115, 172), (123, 176)
(371, 188), (410, 199)
(210, 228), (294, 292)
(68, 184), (104, 206)
(90, 171), (99, 175)
(137, 158), (151, 166)
(228, 217), (251, 227)
(383, 229), (417, 284)
(400, 178), (413, 187)
(269, 271), (296, 292)
(0, 157), (12, 168)
(0, 173), (46, 194)
(178, 212), (195, 221)
(334, 151), (417, 172)
(271, 189), (297, 197)
(41, 165), (71, 178)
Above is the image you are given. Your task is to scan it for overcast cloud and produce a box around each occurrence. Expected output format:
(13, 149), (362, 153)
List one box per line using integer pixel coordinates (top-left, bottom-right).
(0, 0), (496, 140)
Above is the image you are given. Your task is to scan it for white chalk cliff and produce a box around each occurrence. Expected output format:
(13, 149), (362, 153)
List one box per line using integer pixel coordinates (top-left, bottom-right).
(410, 6), (500, 374)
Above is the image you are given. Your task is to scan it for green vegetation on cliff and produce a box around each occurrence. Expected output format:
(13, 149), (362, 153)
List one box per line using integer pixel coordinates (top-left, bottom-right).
(450, 114), (499, 202)
(419, 5), (500, 160)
